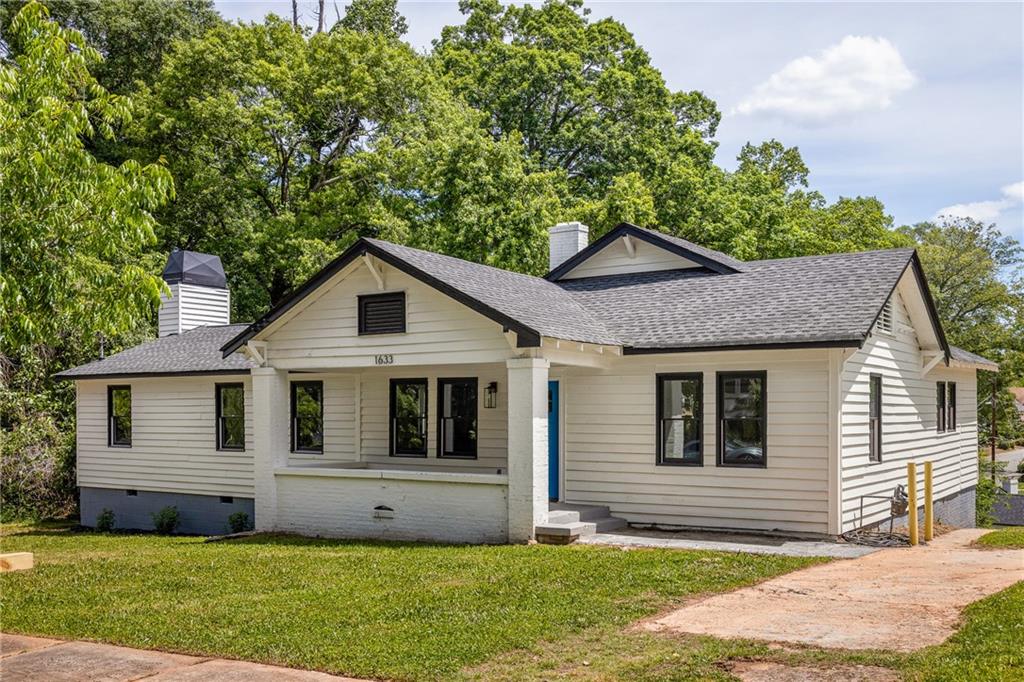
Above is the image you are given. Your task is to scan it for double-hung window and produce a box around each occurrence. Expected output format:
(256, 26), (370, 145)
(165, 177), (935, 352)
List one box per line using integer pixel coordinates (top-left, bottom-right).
(868, 374), (882, 462)
(390, 379), (427, 456)
(216, 383), (245, 451)
(108, 385), (132, 447)
(656, 373), (703, 466)
(946, 382), (957, 432)
(936, 381), (947, 432)
(291, 381), (324, 453)
(717, 371), (767, 467)
(438, 378), (478, 459)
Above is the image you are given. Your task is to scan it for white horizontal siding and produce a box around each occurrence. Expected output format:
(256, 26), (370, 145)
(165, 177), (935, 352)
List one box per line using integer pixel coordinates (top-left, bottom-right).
(263, 262), (512, 368)
(561, 237), (700, 279)
(840, 291), (979, 531)
(158, 283), (230, 336)
(285, 373), (357, 467)
(76, 376), (254, 497)
(559, 350), (831, 534)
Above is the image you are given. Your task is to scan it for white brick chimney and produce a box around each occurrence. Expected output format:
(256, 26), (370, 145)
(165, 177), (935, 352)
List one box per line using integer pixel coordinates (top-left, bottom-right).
(158, 249), (231, 336)
(548, 222), (589, 271)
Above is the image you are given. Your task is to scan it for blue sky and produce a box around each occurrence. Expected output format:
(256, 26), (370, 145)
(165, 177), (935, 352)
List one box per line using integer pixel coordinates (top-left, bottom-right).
(214, 1), (1024, 242)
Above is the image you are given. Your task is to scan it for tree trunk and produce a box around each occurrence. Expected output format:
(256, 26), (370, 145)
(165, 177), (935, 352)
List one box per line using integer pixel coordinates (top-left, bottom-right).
(292, 0), (299, 28)
(317, 0), (325, 32)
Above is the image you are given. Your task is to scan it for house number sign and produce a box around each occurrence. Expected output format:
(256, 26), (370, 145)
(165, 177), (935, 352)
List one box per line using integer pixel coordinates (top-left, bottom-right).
(374, 354), (394, 365)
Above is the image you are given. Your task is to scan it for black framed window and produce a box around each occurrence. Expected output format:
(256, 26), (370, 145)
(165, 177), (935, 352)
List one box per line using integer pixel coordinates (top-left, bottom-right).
(391, 378), (427, 456)
(291, 381), (323, 453)
(438, 378), (478, 459)
(717, 371), (766, 467)
(868, 374), (882, 463)
(108, 385), (132, 447)
(947, 382), (957, 432)
(358, 292), (406, 335)
(936, 381), (947, 432)
(216, 383), (245, 451)
(656, 373), (703, 466)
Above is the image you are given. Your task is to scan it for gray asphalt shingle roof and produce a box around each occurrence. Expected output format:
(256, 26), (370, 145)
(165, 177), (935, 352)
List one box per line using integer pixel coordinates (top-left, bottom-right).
(559, 248), (916, 350)
(56, 324), (254, 379)
(949, 345), (999, 370)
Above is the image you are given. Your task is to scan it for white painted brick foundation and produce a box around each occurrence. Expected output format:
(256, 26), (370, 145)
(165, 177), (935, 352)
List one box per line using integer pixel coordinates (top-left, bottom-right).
(274, 469), (509, 543)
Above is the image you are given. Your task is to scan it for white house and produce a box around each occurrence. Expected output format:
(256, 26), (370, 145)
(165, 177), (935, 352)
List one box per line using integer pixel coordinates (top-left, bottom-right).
(58, 223), (997, 543)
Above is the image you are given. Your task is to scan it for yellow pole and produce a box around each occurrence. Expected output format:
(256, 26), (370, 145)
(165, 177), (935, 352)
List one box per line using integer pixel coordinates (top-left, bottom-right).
(924, 461), (934, 542)
(907, 462), (918, 546)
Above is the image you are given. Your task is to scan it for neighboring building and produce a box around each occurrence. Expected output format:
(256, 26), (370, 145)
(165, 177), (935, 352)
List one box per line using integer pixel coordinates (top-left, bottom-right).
(58, 223), (997, 542)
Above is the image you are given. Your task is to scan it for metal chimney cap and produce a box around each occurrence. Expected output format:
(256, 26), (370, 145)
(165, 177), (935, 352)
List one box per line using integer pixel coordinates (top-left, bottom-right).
(161, 250), (227, 289)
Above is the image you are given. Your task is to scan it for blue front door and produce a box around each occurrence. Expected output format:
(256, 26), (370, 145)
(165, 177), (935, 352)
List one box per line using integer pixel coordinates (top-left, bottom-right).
(548, 381), (559, 501)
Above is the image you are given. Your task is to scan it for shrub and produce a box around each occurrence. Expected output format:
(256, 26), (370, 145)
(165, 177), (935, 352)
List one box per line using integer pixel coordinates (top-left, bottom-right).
(95, 508), (115, 532)
(151, 506), (179, 534)
(1017, 459), (1024, 474)
(976, 456), (1007, 527)
(227, 511), (252, 534)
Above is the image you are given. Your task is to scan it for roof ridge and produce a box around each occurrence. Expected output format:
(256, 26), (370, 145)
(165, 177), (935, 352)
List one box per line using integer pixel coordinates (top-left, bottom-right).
(745, 247), (915, 265)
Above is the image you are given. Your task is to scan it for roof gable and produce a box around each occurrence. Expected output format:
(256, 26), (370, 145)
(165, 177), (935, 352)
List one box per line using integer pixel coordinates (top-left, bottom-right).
(546, 223), (746, 281)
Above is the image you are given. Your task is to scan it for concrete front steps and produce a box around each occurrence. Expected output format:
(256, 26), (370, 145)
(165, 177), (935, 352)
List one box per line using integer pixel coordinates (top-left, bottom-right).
(535, 502), (627, 544)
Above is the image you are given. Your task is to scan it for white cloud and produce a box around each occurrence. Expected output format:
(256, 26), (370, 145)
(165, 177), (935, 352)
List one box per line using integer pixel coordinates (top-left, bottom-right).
(934, 180), (1024, 223)
(1002, 181), (1024, 202)
(734, 36), (917, 124)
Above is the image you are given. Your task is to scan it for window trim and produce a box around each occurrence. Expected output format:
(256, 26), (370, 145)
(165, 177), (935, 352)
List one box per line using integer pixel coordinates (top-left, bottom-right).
(437, 377), (479, 460)
(655, 372), (704, 467)
(390, 378), (428, 457)
(290, 380), (324, 454)
(936, 381), (947, 433)
(716, 370), (768, 469)
(868, 373), (882, 463)
(947, 382), (957, 432)
(107, 384), (132, 448)
(215, 382), (246, 452)
(358, 292), (406, 336)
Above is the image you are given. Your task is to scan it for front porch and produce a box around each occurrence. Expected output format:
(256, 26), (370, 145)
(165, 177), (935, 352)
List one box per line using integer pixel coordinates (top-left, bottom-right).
(250, 355), (589, 544)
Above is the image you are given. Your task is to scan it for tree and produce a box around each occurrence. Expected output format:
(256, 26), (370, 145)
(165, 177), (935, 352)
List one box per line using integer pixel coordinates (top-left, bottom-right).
(0, 1), (173, 518)
(0, 0), (222, 94)
(338, 0), (408, 38)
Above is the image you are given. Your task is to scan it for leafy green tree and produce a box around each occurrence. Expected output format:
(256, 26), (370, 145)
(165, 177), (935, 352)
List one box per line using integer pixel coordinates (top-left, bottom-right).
(1, 1), (173, 519)
(337, 0), (408, 38)
(0, 0), (222, 94)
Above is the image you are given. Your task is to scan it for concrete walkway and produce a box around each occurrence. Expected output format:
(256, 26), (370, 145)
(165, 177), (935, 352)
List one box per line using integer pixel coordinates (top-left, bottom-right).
(578, 527), (879, 558)
(645, 528), (1024, 652)
(0, 634), (368, 681)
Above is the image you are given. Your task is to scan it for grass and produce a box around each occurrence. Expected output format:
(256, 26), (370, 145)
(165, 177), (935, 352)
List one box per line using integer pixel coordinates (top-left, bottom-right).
(468, 581), (1024, 681)
(974, 526), (1024, 549)
(0, 524), (819, 681)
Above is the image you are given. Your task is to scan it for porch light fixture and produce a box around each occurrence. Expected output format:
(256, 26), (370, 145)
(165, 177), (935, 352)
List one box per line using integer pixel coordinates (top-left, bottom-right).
(484, 381), (498, 409)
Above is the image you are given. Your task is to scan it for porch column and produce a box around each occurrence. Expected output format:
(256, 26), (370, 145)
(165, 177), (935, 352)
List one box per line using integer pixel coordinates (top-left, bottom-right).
(252, 366), (290, 532)
(506, 357), (549, 542)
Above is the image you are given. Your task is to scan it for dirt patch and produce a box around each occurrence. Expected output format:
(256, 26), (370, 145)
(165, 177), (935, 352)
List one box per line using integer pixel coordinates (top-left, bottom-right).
(646, 528), (1024, 652)
(726, 661), (900, 681)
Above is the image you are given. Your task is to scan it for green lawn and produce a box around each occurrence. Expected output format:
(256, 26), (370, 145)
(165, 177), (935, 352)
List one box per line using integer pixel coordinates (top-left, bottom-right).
(0, 524), (819, 681)
(974, 526), (1024, 549)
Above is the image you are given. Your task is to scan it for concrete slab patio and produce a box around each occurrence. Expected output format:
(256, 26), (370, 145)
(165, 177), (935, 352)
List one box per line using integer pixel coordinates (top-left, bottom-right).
(646, 528), (1024, 652)
(0, 634), (368, 682)
(578, 528), (879, 558)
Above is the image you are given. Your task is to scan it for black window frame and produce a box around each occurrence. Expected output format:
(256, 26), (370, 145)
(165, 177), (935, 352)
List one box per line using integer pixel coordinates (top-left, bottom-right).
(358, 292), (406, 335)
(947, 382), (957, 432)
(716, 370), (768, 469)
(437, 378), (479, 460)
(868, 373), (882, 463)
(107, 384), (132, 448)
(390, 378), (428, 457)
(290, 380), (324, 454)
(655, 373), (704, 467)
(936, 381), (947, 433)
(215, 382), (246, 452)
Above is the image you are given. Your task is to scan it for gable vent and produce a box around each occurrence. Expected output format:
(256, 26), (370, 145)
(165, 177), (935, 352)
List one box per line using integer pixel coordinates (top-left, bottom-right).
(358, 292), (406, 335)
(877, 297), (894, 334)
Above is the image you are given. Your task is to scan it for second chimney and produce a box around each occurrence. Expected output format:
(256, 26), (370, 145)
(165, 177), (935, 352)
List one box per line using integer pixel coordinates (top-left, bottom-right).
(158, 249), (231, 336)
(549, 222), (589, 271)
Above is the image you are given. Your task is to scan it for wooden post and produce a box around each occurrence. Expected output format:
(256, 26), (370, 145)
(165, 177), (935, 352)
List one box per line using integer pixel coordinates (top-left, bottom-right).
(907, 462), (918, 546)
(990, 375), (997, 483)
(924, 461), (934, 542)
